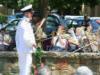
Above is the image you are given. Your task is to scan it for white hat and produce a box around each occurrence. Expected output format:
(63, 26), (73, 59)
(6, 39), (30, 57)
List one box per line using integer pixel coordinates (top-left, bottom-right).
(51, 9), (58, 13)
(21, 4), (32, 12)
(74, 66), (93, 75)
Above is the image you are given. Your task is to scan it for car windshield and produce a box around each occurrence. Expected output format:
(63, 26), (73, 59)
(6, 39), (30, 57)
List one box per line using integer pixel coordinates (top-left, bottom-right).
(6, 20), (19, 31)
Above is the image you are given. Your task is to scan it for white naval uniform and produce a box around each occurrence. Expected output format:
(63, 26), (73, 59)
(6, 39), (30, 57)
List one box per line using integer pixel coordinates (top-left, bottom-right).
(15, 17), (36, 75)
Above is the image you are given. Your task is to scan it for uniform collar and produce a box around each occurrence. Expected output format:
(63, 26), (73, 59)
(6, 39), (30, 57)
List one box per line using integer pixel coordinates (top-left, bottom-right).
(23, 16), (30, 22)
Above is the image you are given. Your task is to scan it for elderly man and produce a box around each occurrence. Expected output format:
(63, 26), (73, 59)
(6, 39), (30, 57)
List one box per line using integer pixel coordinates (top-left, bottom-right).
(74, 66), (93, 75)
(15, 4), (36, 75)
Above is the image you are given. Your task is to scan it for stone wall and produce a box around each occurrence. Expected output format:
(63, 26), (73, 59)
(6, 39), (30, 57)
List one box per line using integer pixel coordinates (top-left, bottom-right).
(0, 51), (100, 75)
(43, 52), (100, 75)
(0, 52), (18, 75)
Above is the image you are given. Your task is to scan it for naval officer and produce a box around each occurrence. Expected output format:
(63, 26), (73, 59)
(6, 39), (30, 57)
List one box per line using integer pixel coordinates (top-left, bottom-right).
(15, 4), (36, 75)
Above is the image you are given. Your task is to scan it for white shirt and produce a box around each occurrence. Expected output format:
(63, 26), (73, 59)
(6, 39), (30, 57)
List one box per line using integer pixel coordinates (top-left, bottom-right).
(15, 17), (36, 53)
(68, 28), (77, 40)
(52, 36), (67, 49)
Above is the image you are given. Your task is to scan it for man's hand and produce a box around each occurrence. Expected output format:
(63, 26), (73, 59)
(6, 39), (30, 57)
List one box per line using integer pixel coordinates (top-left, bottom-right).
(33, 44), (37, 48)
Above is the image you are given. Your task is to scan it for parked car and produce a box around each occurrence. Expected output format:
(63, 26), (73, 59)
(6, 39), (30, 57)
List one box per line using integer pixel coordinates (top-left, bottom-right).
(90, 17), (100, 32)
(44, 14), (61, 37)
(0, 23), (4, 30)
(64, 16), (100, 32)
(0, 19), (20, 51)
(7, 13), (23, 23)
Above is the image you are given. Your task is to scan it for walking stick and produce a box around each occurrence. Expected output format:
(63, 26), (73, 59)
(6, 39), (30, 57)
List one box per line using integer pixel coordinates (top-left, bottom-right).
(73, 41), (96, 52)
(83, 31), (93, 52)
(35, 18), (46, 34)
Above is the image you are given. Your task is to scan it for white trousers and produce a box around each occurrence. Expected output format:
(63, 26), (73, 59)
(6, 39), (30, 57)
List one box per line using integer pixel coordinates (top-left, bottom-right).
(18, 52), (32, 75)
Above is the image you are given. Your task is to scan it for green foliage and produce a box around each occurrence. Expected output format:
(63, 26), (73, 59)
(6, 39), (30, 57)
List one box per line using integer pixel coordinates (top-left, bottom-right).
(34, 47), (43, 66)
(0, 0), (100, 15)
(48, 0), (100, 15)
(0, 0), (18, 9)
(32, 48), (43, 75)
(0, 15), (7, 23)
(83, 0), (100, 7)
(0, 0), (100, 9)
(17, 0), (40, 9)
(48, 0), (82, 15)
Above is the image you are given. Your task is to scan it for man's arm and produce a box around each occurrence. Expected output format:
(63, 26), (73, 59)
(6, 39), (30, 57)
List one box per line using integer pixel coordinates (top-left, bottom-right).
(22, 21), (36, 48)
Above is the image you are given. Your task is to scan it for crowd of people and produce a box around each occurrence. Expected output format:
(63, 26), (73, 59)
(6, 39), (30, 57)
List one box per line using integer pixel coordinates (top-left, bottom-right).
(35, 11), (100, 52)
(32, 10), (98, 75)
(8, 4), (97, 75)
(0, 8), (99, 52)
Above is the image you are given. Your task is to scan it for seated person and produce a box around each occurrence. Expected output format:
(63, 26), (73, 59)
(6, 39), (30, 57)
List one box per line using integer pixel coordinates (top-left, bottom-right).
(84, 24), (98, 52)
(67, 27), (80, 52)
(0, 29), (11, 51)
(51, 26), (79, 52)
(51, 26), (68, 51)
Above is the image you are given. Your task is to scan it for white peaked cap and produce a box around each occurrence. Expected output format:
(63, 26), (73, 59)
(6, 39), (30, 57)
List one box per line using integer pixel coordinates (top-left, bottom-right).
(21, 4), (32, 12)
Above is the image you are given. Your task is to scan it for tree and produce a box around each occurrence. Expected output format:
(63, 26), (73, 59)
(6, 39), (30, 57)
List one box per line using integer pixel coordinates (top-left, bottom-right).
(0, 0), (18, 9)
(48, 0), (100, 15)
(48, 0), (82, 15)
(84, 0), (100, 16)
(0, 0), (100, 16)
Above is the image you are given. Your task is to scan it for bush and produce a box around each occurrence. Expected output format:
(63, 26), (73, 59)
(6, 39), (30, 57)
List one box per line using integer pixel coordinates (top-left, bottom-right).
(0, 14), (7, 23)
(34, 47), (43, 65)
